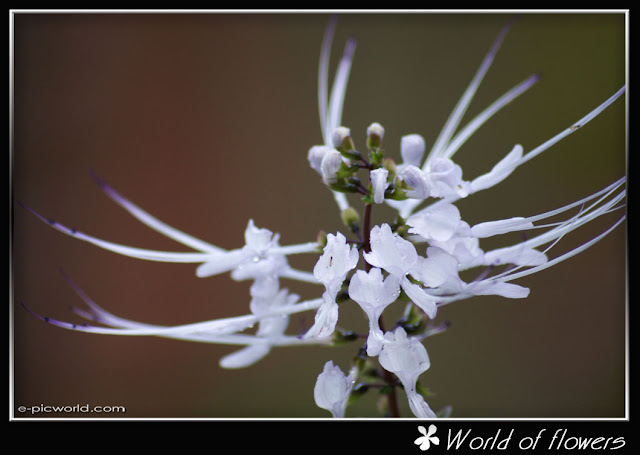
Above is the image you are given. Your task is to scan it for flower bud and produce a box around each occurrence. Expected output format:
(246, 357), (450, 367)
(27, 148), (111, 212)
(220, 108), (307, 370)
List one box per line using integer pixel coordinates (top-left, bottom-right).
(366, 122), (385, 150)
(401, 134), (426, 167)
(341, 206), (360, 233)
(314, 361), (356, 418)
(398, 165), (431, 199)
(307, 145), (332, 174)
(370, 168), (389, 204)
(332, 126), (359, 159)
(320, 149), (344, 184)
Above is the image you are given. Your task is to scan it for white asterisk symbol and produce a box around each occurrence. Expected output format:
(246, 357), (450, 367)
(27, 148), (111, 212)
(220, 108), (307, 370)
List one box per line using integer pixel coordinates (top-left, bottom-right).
(415, 424), (440, 451)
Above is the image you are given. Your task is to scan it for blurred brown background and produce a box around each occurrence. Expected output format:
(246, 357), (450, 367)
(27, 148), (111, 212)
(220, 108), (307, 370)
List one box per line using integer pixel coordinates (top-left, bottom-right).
(11, 12), (626, 418)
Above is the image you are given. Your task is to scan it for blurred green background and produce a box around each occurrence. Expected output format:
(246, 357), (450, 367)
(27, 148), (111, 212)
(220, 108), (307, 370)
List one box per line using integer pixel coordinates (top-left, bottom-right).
(12, 12), (626, 418)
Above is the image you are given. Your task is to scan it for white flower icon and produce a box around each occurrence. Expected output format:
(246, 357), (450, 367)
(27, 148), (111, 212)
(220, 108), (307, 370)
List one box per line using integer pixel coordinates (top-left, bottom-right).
(415, 425), (440, 451)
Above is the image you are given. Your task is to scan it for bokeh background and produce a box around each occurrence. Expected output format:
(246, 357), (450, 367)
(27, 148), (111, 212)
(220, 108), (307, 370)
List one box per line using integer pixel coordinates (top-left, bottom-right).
(12, 12), (626, 419)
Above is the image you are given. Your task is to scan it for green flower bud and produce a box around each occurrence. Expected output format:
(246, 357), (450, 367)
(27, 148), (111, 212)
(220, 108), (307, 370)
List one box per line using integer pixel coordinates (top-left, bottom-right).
(333, 126), (360, 160)
(366, 122), (385, 150)
(341, 206), (360, 233)
(316, 230), (328, 248)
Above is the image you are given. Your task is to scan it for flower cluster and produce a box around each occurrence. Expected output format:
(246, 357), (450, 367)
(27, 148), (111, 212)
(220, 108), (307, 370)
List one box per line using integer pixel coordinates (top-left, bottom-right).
(22, 18), (625, 418)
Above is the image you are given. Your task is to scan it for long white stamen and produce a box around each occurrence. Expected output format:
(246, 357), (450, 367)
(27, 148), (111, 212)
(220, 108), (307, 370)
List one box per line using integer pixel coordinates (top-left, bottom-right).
(91, 172), (225, 254)
(501, 189), (625, 255)
(497, 216), (625, 283)
(21, 204), (217, 262)
(280, 268), (320, 284)
(318, 16), (337, 145)
(425, 22), (512, 167)
(271, 242), (321, 255)
(326, 38), (356, 145)
(442, 73), (540, 160)
(489, 86), (626, 181)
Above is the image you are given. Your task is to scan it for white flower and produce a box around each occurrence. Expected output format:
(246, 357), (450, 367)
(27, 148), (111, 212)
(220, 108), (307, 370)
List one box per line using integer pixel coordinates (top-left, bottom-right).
(304, 232), (359, 339)
(411, 246), (460, 290)
(320, 149), (345, 185)
(370, 168), (389, 204)
(219, 284), (297, 369)
(348, 268), (400, 356)
(364, 224), (438, 319)
(426, 157), (470, 198)
(379, 327), (436, 418)
(313, 232), (359, 296)
(398, 165), (431, 200)
(314, 360), (356, 418)
(407, 203), (462, 243)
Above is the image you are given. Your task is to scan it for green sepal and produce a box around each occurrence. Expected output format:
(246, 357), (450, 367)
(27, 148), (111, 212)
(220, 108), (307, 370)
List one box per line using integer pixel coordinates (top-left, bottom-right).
(329, 178), (359, 193)
(384, 180), (410, 201)
(336, 162), (359, 179)
(348, 383), (370, 403)
(398, 304), (426, 335)
(316, 230), (328, 249)
(332, 329), (358, 345)
(368, 148), (385, 167)
(415, 382), (434, 399)
(341, 206), (360, 234)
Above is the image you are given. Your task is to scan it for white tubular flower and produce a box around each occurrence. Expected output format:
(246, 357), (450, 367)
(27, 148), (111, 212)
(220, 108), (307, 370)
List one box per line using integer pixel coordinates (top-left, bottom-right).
(320, 149), (345, 185)
(364, 224), (438, 319)
(364, 224), (418, 278)
(427, 157), (470, 198)
(370, 168), (389, 204)
(308, 145), (332, 174)
(411, 246), (461, 290)
(314, 232), (360, 296)
(348, 268), (400, 356)
(406, 203), (462, 243)
(305, 232), (359, 339)
(197, 219), (285, 279)
(401, 134), (426, 168)
(314, 361), (356, 418)
(220, 287), (296, 369)
(379, 327), (436, 418)
(398, 165), (431, 200)
(22, 177), (321, 286)
(427, 220), (485, 269)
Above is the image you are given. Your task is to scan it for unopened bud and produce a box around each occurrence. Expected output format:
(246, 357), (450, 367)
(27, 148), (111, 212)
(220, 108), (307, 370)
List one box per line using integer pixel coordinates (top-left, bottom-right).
(307, 145), (332, 174)
(401, 134), (426, 167)
(366, 122), (385, 150)
(332, 126), (359, 159)
(341, 206), (360, 233)
(320, 149), (344, 184)
(317, 230), (328, 249)
(370, 168), (389, 204)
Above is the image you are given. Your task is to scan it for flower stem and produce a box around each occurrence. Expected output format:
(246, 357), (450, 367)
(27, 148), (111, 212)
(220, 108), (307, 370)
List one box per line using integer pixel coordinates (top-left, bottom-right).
(361, 201), (401, 417)
(362, 203), (373, 271)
